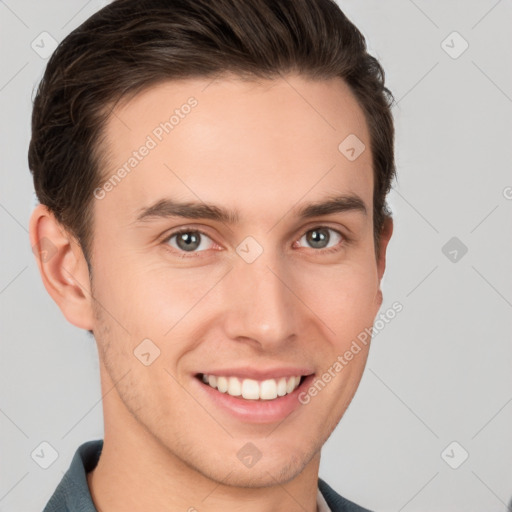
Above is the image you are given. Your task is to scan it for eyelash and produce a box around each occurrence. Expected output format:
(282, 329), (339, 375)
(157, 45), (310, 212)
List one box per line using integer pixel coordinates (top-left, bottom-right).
(161, 226), (349, 259)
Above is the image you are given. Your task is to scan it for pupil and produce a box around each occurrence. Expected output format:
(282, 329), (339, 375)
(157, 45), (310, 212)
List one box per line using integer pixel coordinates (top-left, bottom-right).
(177, 232), (200, 251)
(308, 228), (329, 249)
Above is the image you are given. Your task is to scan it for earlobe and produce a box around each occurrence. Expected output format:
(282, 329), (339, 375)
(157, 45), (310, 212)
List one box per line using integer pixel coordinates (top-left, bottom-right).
(374, 216), (393, 309)
(377, 216), (393, 281)
(29, 204), (95, 330)
(374, 288), (383, 310)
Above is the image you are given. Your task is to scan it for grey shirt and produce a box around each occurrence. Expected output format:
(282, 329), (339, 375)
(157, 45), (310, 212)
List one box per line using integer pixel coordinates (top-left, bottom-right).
(43, 440), (373, 512)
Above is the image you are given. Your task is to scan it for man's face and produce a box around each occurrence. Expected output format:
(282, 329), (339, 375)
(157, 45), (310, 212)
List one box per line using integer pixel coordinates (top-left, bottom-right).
(89, 75), (389, 486)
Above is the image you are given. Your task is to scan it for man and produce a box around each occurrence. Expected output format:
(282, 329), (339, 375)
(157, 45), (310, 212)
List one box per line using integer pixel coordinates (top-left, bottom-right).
(29, 0), (395, 510)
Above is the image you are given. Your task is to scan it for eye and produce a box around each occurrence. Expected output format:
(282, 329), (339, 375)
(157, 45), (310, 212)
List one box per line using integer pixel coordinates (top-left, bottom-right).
(163, 229), (215, 255)
(296, 227), (344, 252)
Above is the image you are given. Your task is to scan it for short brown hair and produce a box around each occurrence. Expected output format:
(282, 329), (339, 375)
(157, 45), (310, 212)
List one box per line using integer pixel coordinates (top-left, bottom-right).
(28, 0), (395, 266)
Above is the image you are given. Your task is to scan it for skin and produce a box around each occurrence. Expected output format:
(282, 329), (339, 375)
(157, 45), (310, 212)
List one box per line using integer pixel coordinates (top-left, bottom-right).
(30, 74), (393, 512)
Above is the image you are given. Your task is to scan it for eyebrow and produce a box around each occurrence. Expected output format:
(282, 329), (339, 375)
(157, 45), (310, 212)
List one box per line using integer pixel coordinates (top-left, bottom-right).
(134, 193), (367, 225)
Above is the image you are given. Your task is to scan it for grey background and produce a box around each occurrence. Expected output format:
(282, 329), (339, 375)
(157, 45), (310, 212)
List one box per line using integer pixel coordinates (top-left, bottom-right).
(1, 1), (511, 511)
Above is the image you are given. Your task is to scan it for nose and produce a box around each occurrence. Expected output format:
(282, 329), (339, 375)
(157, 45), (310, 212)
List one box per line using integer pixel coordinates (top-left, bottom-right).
(220, 247), (303, 351)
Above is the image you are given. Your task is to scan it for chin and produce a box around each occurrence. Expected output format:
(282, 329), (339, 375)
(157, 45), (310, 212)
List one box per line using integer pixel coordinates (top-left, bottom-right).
(196, 445), (318, 489)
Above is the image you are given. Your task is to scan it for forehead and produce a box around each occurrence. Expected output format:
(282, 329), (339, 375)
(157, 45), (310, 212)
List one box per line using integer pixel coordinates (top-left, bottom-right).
(98, 75), (373, 227)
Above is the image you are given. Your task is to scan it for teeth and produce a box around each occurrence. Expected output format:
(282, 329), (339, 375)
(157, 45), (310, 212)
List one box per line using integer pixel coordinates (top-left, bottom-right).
(228, 376), (242, 396)
(242, 379), (260, 399)
(260, 379), (277, 400)
(217, 376), (228, 393)
(201, 374), (302, 400)
(277, 377), (287, 397)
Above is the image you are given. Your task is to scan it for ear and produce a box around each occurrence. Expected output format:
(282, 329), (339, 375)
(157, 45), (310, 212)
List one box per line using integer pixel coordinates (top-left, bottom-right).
(374, 216), (393, 309)
(29, 204), (95, 330)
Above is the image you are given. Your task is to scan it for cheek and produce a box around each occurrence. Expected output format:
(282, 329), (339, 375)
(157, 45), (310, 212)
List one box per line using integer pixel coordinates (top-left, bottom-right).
(93, 257), (227, 342)
(296, 261), (379, 343)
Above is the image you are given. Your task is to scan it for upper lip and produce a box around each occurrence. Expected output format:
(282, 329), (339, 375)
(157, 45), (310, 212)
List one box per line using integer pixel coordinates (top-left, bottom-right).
(196, 366), (314, 380)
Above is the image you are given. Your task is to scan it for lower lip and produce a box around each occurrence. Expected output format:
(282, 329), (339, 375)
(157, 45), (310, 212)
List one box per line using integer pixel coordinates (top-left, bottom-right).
(193, 374), (315, 424)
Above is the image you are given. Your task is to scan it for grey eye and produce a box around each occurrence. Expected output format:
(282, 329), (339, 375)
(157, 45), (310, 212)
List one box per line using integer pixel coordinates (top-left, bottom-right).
(299, 228), (342, 250)
(167, 230), (214, 252)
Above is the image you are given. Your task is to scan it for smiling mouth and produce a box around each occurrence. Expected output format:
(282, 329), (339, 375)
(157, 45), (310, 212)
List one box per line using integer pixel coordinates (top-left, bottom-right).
(196, 373), (308, 401)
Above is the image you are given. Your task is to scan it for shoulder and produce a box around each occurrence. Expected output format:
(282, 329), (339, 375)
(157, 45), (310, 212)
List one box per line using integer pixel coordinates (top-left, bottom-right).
(318, 478), (374, 512)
